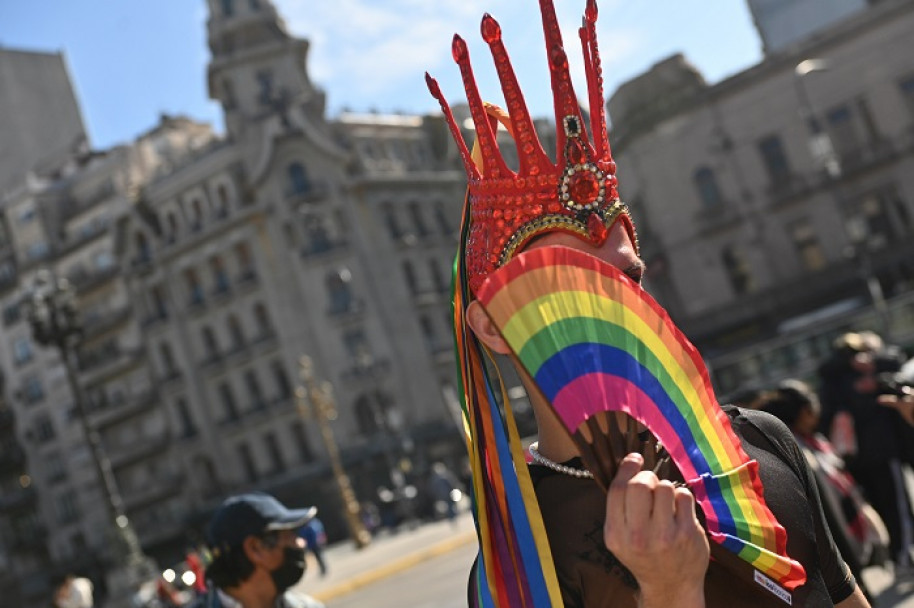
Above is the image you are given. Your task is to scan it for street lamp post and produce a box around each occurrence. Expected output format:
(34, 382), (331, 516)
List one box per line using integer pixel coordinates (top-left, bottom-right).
(845, 218), (892, 339)
(26, 269), (154, 601)
(794, 59), (842, 179)
(297, 356), (371, 549)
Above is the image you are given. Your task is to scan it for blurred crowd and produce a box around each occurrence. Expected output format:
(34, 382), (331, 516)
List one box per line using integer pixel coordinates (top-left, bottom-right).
(733, 330), (914, 600)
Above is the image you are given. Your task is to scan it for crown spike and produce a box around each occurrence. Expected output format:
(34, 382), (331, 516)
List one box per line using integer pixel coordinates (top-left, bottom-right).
(538, 0), (589, 160)
(581, 0), (611, 161)
(481, 14), (553, 177)
(425, 72), (480, 181)
(452, 34), (511, 179)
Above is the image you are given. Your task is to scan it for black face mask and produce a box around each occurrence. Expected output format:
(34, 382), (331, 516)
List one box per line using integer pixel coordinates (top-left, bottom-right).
(270, 545), (306, 593)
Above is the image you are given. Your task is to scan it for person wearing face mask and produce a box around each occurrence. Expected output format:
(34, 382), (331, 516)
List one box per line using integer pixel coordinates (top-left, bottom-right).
(193, 492), (325, 608)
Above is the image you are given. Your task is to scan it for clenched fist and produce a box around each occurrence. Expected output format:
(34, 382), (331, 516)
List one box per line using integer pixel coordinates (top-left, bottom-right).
(604, 452), (709, 608)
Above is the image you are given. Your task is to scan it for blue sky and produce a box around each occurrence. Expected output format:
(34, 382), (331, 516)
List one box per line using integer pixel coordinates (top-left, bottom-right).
(0, 1), (764, 150)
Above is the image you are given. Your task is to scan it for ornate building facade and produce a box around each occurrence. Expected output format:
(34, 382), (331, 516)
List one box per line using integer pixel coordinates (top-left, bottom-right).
(610, 0), (914, 395)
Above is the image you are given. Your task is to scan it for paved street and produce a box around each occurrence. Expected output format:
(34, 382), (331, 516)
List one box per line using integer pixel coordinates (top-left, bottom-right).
(293, 510), (914, 607)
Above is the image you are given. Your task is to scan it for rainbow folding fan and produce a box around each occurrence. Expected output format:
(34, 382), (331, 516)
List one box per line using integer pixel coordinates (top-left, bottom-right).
(476, 245), (807, 602)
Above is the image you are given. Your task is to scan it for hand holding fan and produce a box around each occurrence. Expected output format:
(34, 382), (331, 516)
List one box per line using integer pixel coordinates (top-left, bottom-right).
(476, 245), (806, 603)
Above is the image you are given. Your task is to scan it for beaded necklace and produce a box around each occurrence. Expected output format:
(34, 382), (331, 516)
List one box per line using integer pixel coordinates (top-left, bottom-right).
(528, 441), (594, 479)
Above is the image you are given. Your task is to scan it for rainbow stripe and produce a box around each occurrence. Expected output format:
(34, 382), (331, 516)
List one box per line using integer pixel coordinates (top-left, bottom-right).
(477, 246), (806, 590)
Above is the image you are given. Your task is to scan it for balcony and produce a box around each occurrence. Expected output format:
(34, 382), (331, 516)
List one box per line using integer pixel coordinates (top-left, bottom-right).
(89, 390), (157, 429)
(70, 266), (119, 294)
(284, 181), (330, 205)
(78, 346), (146, 385)
(109, 431), (171, 469)
(123, 473), (185, 511)
(765, 173), (812, 208)
(82, 306), (132, 339)
(693, 202), (742, 235)
(301, 239), (349, 260)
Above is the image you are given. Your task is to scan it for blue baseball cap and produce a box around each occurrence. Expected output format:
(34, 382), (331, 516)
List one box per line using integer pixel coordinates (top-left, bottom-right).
(206, 492), (317, 554)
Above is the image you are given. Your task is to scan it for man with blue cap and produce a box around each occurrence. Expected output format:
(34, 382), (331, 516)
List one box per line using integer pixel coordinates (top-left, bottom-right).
(192, 492), (324, 608)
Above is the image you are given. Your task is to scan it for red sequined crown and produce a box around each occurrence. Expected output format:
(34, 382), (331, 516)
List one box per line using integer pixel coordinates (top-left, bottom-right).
(426, 0), (638, 294)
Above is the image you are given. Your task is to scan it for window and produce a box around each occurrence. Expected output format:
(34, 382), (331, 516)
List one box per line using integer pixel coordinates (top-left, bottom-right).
(211, 256), (229, 294)
(264, 432), (285, 473)
(238, 443), (258, 482)
(46, 453), (67, 484)
(721, 245), (754, 295)
(408, 202), (429, 236)
(381, 204), (402, 240)
(227, 315), (245, 350)
(825, 104), (859, 157)
(27, 241), (49, 261)
(185, 269), (204, 306)
(3, 302), (20, 326)
(289, 421), (314, 462)
(159, 342), (177, 377)
(216, 185), (230, 218)
(135, 232), (151, 263)
(693, 167), (723, 209)
(342, 328), (370, 362)
(235, 242), (254, 278)
(287, 162), (310, 196)
(257, 70), (275, 106)
(176, 398), (197, 438)
(221, 0), (234, 17)
(18, 206), (36, 224)
(304, 214), (332, 254)
(149, 285), (168, 320)
(13, 338), (32, 365)
(34, 415), (56, 443)
(326, 268), (353, 314)
(789, 220), (826, 271)
(430, 259), (449, 294)
(219, 383), (240, 421)
(757, 135), (791, 182)
(201, 326), (219, 360)
(94, 250), (114, 270)
(245, 370), (265, 409)
(56, 490), (80, 524)
(402, 260), (418, 295)
(23, 376), (44, 404)
(272, 361), (292, 400)
(166, 213), (179, 243)
(190, 199), (204, 232)
(253, 302), (272, 336)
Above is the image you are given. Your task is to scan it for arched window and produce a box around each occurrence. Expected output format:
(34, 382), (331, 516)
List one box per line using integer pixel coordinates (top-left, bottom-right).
(287, 162), (310, 196)
(216, 184), (230, 218)
(693, 167), (723, 209)
(190, 198), (204, 232)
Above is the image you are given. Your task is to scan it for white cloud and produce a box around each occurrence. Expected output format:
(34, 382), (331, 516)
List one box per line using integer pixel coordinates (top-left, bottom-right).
(273, 0), (643, 116)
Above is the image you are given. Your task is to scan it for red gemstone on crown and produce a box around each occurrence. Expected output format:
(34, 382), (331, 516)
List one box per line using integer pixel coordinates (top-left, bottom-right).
(569, 170), (600, 204)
